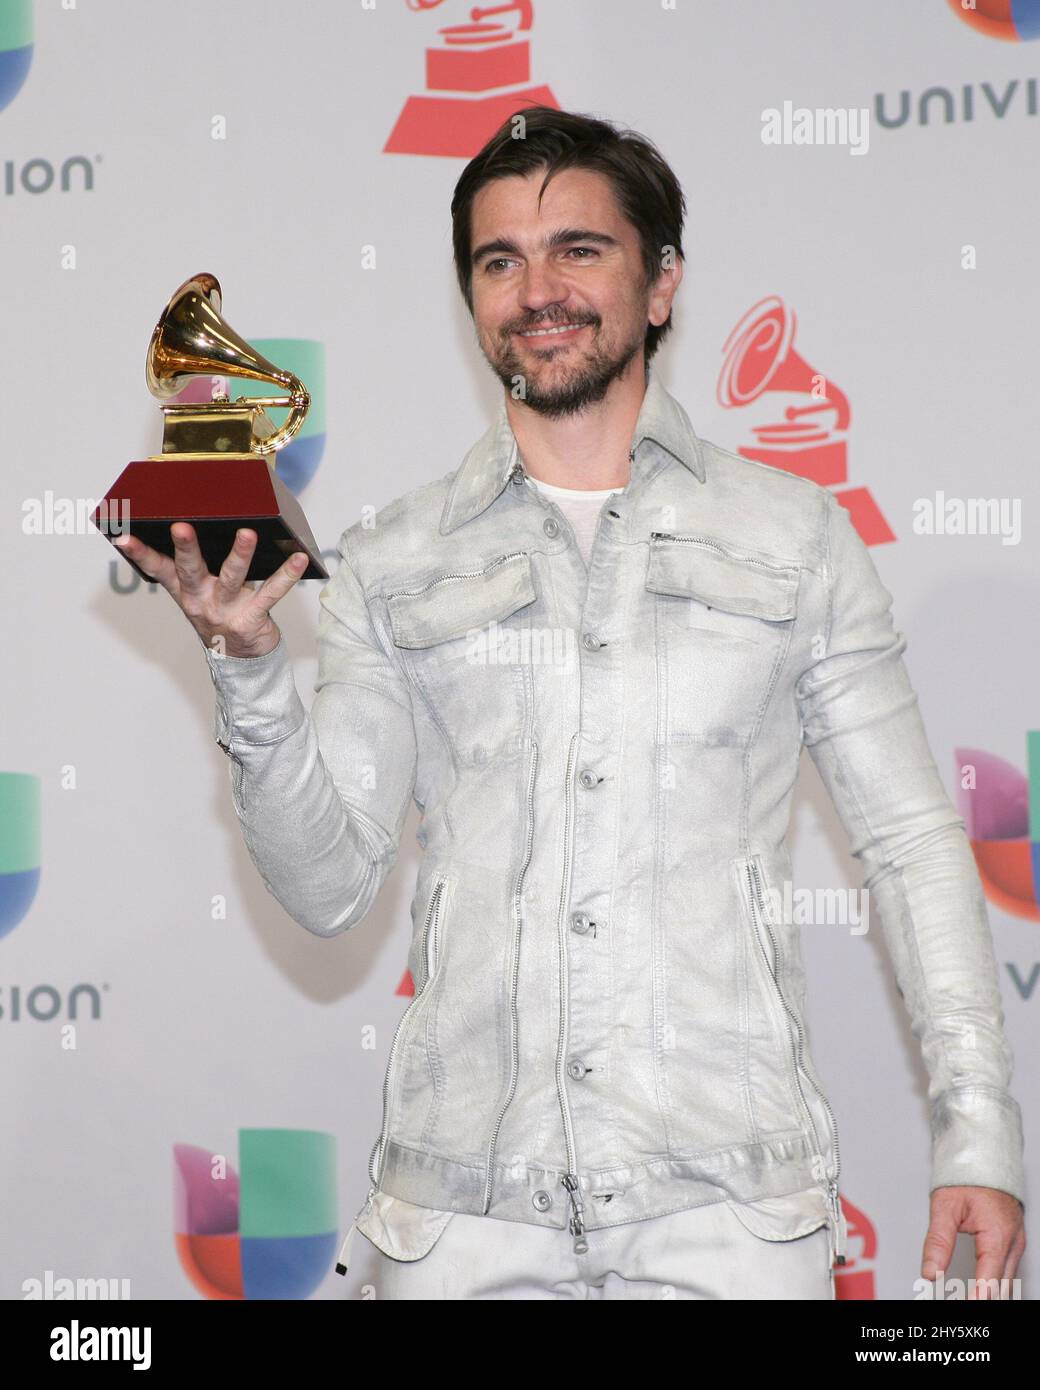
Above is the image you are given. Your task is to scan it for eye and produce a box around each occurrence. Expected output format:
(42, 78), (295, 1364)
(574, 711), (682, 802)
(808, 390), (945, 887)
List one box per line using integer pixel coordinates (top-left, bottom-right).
(566, 247), (598, 261)
(484, 258), (514, 274)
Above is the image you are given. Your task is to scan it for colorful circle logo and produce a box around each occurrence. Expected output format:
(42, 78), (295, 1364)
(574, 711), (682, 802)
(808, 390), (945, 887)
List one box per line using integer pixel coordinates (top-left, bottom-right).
(0, 773), (40, 940)
(174, 1129), (338, 1299)
(948, 0), (1040, 40)
(0, 1), (33, 111)
(956, 737), (1040, 920)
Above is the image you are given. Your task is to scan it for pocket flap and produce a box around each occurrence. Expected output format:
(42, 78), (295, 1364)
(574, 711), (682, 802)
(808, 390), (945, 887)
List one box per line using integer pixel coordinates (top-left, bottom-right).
(355, 1191), (456, 1261)
(646, 534), (798, 621)
(725, 1191), (830, 1242)
(387, 552), (537, 649)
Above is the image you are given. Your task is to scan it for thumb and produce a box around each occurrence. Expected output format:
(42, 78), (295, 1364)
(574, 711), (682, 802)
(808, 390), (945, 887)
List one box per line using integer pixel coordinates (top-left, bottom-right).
(252, 551), (311, 614)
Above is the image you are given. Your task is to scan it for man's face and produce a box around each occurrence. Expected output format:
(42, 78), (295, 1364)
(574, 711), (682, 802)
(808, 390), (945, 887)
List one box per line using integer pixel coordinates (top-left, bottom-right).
(468, 167), (678, 418)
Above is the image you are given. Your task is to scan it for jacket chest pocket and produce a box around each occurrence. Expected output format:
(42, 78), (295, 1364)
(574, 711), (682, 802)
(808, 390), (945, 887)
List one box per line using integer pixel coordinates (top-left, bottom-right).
(386, 551), (538, 761)
(645, 533), (800, 743)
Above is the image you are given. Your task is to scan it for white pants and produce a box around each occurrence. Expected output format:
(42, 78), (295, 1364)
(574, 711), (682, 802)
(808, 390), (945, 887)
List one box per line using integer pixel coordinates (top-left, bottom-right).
(351, 1198), (836, 1300)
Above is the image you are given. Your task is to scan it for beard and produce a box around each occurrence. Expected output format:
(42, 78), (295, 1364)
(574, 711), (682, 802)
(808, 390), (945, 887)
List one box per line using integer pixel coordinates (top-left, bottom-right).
(478, 316), (646, 421)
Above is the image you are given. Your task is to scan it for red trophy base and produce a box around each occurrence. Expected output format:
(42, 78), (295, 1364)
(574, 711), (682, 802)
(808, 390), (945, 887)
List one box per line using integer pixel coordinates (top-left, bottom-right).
(92, 456), (329, 582)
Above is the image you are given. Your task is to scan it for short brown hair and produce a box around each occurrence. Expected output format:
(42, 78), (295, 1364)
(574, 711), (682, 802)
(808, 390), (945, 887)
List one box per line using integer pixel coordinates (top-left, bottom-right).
(451, 106), (686, 365)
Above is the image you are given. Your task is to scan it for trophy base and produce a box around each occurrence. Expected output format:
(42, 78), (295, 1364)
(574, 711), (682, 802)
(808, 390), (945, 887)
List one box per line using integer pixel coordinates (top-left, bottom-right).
(92, 456), (330, 582)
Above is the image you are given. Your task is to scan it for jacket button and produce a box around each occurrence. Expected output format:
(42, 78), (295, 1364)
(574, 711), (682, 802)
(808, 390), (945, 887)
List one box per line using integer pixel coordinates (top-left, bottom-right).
(571, 912), (593, 935)
(567, 1059), (588, 1080)
(543, 517), (560, 538)
(581, 633), (602, 651)
(532, 1189), (553, 1211)
(578, 769), (599, 789)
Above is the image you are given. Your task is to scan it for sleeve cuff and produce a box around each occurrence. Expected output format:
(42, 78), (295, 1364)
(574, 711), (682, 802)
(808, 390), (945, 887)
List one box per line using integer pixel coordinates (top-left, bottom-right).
(930, 1086), (1026, 1207)
(203, 635), (306, 748)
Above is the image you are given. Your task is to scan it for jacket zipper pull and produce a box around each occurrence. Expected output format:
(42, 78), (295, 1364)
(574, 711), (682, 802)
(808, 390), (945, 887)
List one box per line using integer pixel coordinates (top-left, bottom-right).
(829, 1180), (848, 1266)
(561, 1173), (589, 1254)
(335, 1186), (376, 1276)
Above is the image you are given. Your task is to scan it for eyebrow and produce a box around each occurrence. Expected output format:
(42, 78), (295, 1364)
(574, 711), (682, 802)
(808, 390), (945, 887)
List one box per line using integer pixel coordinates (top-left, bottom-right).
(471, 228), (620, 268)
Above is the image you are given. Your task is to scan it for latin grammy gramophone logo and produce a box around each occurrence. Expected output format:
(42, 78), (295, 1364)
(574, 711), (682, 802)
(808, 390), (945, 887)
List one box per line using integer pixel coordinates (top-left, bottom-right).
(385, 0), (559, 157)
(717, 294), (894, 547)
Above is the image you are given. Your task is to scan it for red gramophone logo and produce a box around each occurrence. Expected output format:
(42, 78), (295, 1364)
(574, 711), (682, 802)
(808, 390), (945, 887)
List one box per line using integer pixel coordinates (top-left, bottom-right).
(834, 1194), (877, 1300)
(385, 0), (559, 157)
(718, 296), (893, 546)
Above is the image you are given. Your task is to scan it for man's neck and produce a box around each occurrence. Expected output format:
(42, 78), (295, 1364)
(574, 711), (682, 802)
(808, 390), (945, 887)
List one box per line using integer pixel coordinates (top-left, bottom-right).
(504, 363), (647, 491)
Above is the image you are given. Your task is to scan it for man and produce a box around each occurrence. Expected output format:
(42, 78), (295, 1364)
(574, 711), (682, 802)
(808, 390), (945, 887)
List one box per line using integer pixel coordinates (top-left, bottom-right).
(115, 107), (1025, 1300)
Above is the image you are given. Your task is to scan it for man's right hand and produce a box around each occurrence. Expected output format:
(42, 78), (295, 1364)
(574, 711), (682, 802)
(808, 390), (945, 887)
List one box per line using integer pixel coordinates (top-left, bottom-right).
(113, 523), (310, 659)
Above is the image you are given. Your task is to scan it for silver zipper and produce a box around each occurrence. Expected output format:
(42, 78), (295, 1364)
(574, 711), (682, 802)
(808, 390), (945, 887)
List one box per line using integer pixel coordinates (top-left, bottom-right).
(216, 739), (246, 809)
(482, 738), (540, 1214)
(745, 856), (846, 1264)
(386, 551), (528, 601)
(650, 531), (798, 573)
(367, 876), (447, 1189)
(554, 731), (588, 1253)
(334, 1184), (376, 1276)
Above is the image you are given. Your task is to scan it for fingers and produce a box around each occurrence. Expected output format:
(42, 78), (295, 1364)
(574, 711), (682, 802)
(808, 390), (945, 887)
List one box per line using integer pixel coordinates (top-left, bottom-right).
(920, 1214), (957, 1282)
(967, 1212), (1021, 1298)
(112, 531), (179, 594)
(214, 528), (260, 599)
(971, 1221), (1024, 1298)
(971, 1245), (1009, 1299)
(1003, 1226), (1026, 1285)
(250, 549), (311, 616)
(169, 522), (211, 594)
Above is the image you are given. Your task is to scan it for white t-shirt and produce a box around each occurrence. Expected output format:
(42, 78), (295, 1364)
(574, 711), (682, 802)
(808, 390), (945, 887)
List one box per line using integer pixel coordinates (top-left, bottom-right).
(525, 474), (625, 565)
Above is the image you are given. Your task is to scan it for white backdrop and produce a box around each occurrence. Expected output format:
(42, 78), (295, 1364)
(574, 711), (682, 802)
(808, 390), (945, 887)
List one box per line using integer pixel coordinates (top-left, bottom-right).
(2, 0), (1036, 1301)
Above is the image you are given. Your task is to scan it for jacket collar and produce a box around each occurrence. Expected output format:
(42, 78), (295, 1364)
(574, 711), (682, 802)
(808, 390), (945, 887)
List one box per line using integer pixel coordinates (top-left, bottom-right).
(438, 365), (707, 535)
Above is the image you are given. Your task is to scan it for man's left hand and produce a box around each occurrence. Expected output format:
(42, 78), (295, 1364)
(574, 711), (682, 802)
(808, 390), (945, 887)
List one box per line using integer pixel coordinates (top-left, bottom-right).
(921, 1186), (1026, 1298)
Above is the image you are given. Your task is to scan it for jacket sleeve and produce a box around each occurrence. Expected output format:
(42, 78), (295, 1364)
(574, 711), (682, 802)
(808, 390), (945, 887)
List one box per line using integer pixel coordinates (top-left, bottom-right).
(202, 525), (418, 938)
(794, 489), (1025, 1207)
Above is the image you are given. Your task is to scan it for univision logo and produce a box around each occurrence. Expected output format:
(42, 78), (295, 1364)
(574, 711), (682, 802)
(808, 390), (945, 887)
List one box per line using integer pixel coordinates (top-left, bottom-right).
(3, 153), (97, 195)
(174, 1129), (337, 1299)
(874, 2), (1040, 134)
(0, 983), (106, 1021)
(947, 0), (1040, 41)
(1, 1), (99, 197)
(957, 732), (1040, 919)
(0, 0), (32, 112)
(0, 772), (39, 939)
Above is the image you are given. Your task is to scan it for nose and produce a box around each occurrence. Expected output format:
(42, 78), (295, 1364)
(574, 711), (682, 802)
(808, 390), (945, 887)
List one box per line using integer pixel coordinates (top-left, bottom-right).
(517, 258), (572, 319)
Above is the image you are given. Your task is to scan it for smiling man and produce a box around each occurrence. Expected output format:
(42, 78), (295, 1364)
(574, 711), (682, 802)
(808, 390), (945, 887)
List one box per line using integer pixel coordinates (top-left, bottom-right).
(119, 107), (1026, 1301)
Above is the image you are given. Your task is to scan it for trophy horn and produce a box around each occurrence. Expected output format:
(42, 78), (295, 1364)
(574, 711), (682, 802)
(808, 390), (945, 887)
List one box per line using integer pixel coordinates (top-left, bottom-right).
(144, 272), (310, 455)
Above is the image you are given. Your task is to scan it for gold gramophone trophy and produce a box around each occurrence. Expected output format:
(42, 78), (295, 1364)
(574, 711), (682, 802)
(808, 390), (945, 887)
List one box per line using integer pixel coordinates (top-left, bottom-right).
(92, 272), (328, 581)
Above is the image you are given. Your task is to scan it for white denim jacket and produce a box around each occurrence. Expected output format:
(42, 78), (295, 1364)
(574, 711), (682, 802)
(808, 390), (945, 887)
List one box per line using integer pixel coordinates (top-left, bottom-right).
(203, 368), (1025, 1274)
